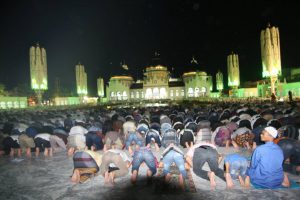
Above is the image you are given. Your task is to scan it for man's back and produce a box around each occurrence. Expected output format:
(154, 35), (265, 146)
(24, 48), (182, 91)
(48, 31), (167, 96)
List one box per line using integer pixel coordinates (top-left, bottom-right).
(248, 142), (284, 188)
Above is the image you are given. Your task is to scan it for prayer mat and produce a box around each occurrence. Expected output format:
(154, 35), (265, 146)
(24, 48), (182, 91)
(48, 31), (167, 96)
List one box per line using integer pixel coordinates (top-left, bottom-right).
(252, 180), (300, 190)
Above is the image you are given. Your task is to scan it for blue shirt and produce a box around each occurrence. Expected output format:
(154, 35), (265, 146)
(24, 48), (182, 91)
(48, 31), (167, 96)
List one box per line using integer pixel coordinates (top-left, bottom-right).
(247, 142), (284, 189)
(224, 153), (247, 163)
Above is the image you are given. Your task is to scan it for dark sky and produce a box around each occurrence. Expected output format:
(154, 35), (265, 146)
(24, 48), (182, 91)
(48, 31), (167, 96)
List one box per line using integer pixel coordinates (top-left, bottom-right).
(0, 0), (300, 95)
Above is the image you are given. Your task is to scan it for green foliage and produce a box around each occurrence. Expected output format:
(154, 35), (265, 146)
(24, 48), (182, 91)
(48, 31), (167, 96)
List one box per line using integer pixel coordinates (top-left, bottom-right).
(0, 83), (9, 96)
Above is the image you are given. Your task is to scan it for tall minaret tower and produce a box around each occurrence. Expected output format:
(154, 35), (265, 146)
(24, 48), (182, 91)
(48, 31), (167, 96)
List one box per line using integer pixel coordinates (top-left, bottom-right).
(75, 63), (88, 97)
(227, 52), (240, 87)
(29, 43), (48, 105)
(261, 23), (281, 95)
(97, 77), (104, 98)
(227, 52), (240, 97)
(216, 70), (224, 92)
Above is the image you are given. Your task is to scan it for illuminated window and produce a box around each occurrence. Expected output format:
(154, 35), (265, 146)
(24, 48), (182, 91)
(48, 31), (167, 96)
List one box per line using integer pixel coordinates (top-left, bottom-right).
(136, 91), (139, 98)
(131, 92), (134, 99)
(111, 92), (115, 97)
(181, 90), (185, 96)
(7, 101), (13, 108)
(195, 87), (200, 97)
(13, 101), (19, 108)
(200, 87), (207, 96)
(153, 88), (159, 99)
(176, 90), (179, 97)
(20, 102), (26, 108)
(170, 90), (174, 97)
(145, 88), (152, 99)
(160, 87), (167, 99)
(117, 91), (122, 100)
(123, 91), (127, 100)
(188, 88), (194, 97)
(0, 102), (6, 109)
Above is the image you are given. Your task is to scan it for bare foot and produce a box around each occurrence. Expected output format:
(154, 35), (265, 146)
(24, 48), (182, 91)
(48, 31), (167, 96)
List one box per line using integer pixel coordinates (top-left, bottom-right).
(208, 171), (216, 190)
(35, 148), (40, 157)
(71, 169), (80, 183)
(17, 149), (21, 157)
(185, 163), (190, 170)
(109, 172), (115, 185)
(282, 173), (290, 187)
(49, 148), (53, 157)
(68, 147), (74, 156)
(131, 170), (138, 184)
(165, 173), (171, 183)
(128, 146), (133, 156)
(104, 171), (110, 184)
(244, 176), (250, 189)
(10, 149), (14, 157)
(26, 148), (31, 158)
(158, 162), (164, 168)
(225, 173), (234, 189)
(104, 181), (114, 187)
(238, 175), (245, 187)
(44, 148), (49, 157)
(178, 174), (185, 191)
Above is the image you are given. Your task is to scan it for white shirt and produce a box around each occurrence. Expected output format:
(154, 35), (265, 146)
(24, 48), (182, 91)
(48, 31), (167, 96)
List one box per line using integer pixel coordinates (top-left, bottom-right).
(35, 133), (51, 141)
(10, 135), (19, 144)
(108, 149), (131, 162)
(69, 126), (88, 136)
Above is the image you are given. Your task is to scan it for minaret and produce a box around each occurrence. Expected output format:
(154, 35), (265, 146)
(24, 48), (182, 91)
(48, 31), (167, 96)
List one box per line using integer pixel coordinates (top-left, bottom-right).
(29, 43), (48, 105)
(216, 70), (224, 92)
(227, 52), (240, 97)
(227, 52), (240, 87)
(54, 77), (60, 97)
(97, 77), (104, 98)
(261, 23), (281, 95)
(75, 63), (88, 97)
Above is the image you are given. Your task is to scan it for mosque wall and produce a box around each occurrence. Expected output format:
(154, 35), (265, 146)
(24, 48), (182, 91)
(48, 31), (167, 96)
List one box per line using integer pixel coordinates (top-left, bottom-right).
(0, 97), (27, 109)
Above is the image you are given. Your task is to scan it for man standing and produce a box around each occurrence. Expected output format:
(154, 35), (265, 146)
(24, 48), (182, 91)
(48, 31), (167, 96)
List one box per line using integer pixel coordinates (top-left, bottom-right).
(245, 126), (290, 188)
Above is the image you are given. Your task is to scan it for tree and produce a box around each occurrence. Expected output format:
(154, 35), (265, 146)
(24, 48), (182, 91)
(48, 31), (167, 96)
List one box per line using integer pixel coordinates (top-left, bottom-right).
(0, 83), (9, 96)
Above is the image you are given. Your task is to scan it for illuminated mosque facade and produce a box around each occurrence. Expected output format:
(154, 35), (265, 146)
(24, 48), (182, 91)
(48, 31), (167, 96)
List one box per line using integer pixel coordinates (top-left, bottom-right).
(104, 24), (300, 103)
(106, 58), (213, 102)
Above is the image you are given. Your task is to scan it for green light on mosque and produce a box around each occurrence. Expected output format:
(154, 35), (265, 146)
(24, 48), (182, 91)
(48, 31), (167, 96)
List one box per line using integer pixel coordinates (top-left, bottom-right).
(77, 87), (87, 95)
(31, 78), (48, 90)
(228, 80), (239, 87)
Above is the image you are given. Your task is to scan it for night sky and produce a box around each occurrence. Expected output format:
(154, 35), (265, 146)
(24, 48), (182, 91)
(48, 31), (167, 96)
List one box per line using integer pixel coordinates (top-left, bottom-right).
(0, 0), (300, 96)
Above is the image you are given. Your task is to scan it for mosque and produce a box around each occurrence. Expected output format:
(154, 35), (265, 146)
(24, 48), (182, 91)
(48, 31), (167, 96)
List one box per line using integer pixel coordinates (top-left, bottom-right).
(106, 56), (213, 103)
(103, 24), (300, 103)
(1, 24), (300, 109)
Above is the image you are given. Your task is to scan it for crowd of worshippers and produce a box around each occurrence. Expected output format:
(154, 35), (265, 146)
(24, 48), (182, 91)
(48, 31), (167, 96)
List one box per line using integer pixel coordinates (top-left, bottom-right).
(0, 102), (300, 190)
